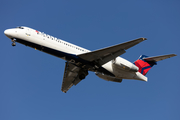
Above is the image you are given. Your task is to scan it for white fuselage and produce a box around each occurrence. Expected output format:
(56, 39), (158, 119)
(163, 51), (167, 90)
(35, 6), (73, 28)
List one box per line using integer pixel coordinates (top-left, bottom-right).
(4, 26), (147, 82)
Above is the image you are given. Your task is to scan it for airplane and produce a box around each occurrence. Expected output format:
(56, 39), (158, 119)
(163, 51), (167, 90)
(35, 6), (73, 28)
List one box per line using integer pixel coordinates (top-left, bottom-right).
(4, 26), (177, 93)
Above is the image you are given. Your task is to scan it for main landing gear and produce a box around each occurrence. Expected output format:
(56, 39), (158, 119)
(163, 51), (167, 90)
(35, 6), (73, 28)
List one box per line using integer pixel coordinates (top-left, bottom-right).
(11, 38), (16, 46)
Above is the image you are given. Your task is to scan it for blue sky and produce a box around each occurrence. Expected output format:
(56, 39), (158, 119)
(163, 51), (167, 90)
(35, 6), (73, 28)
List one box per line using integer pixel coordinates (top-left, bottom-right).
(1, 0), (180, 120)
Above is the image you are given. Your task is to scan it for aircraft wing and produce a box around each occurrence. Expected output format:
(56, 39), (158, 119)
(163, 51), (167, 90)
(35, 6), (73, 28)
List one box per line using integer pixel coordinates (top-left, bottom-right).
(61, 62), (87, 93)
(143, 54), (177, 62)
(78, 38), (147, 66)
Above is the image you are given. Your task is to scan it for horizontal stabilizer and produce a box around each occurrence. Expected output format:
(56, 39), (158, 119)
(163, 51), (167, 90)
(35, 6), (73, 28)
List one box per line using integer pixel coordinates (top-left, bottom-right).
(134, 54), (177, 75)
(144, 54), (177, 62)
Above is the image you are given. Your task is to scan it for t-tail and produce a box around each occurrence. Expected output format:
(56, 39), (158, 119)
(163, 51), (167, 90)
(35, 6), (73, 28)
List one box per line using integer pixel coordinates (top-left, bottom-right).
(134, 54), (177, 75)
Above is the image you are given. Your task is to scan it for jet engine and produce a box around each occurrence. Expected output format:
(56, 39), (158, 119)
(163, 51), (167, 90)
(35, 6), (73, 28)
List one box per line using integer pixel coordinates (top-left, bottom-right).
(112, 57), (139, 72)
(95, 72), (122, 83)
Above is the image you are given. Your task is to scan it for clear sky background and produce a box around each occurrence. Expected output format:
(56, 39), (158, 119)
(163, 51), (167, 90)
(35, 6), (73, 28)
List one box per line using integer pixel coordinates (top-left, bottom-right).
(1, 0), (180, 120)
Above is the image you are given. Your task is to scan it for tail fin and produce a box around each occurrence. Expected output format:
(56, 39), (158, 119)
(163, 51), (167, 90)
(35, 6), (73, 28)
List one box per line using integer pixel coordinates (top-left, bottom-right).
(134, 54), (176, 75)
(134, 55), (156, 75)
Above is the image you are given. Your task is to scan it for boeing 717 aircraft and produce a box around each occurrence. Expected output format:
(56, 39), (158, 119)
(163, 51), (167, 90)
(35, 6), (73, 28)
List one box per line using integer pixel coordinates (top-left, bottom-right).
(4, 26), (176, 93)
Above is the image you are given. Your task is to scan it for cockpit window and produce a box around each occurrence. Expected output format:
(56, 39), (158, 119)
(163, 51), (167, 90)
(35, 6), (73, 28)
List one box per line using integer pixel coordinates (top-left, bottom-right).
(16, 26), (24, 29)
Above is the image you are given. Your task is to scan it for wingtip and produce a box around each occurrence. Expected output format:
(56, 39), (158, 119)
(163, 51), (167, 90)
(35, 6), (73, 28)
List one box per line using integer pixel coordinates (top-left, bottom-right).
(172, 54), (177, 56)
(62, 90), (67, 93)
(166, 54), (177, 58)
(138, 37), (147, 41)
(142, 38), (147, 40)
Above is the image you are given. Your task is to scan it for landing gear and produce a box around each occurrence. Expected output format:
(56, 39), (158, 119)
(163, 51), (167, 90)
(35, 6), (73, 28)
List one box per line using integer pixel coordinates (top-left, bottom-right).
(12, 42), (16, 46)
(11, 38), (16, 46)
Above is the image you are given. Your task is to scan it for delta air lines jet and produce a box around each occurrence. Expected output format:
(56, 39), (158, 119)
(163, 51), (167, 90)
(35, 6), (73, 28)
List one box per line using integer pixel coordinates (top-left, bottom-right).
(4, 26), (176, 93)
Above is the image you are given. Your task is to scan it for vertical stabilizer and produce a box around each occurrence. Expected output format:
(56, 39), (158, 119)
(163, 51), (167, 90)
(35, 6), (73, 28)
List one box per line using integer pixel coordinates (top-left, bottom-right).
(134, 55), (156, 75)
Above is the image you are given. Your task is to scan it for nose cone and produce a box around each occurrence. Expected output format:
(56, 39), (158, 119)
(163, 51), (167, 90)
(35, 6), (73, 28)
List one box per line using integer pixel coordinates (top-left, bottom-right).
(4, 29), (17, 38)
(4, 29), (11, 36)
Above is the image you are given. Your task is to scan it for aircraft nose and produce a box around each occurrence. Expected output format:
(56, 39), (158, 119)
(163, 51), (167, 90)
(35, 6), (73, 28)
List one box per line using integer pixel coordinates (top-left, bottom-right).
(4, 29), (17, 38)
(4, 29), (11, 36)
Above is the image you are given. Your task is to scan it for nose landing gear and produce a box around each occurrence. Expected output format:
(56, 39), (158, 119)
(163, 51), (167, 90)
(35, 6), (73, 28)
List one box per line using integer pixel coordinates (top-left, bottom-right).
(11, 38), (16, 46)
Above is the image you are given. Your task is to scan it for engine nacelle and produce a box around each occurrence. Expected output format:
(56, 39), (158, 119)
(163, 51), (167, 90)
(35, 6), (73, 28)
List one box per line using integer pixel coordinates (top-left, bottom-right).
(95, 72), (122, 83)
(112, 57), (139, 72)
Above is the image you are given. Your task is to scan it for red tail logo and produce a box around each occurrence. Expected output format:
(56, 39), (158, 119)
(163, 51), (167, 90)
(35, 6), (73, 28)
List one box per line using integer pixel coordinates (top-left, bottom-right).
(134, 55), (156, 75)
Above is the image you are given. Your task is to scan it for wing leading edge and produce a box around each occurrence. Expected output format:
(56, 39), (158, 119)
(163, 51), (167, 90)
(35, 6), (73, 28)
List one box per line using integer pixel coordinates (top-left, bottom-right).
(78, 38), (147, 66)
